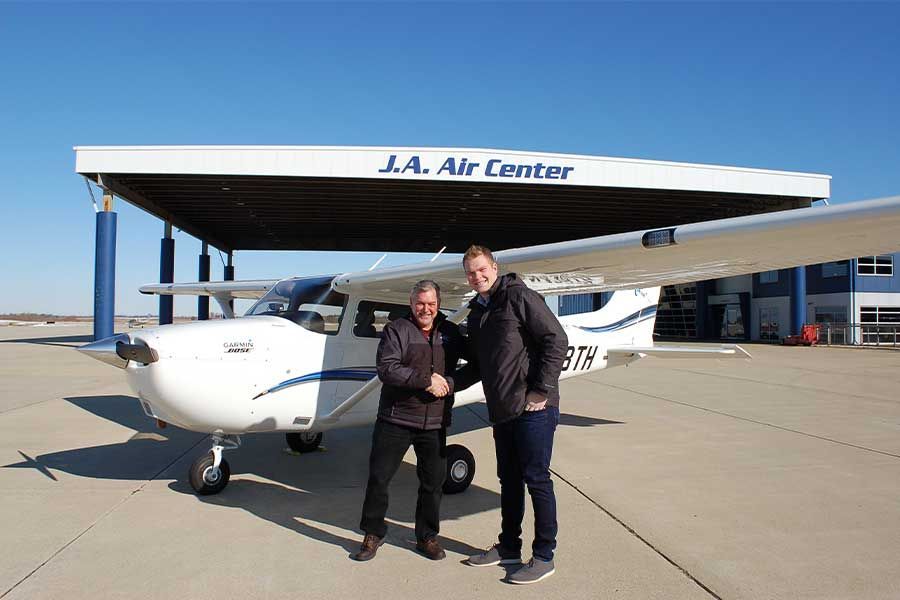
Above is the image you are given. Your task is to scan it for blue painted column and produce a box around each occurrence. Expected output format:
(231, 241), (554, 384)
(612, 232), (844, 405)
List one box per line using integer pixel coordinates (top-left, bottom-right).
(198, 242), (210, 320)
(93, 204), (117, 341)
(224, 252), (235, 314)
(159, 223), (174, 326)
(790, 266), (807, 335)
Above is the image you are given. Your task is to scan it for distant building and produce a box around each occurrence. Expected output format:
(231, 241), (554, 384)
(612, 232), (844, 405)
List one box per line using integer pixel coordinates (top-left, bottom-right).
(558, 253), (900, 345)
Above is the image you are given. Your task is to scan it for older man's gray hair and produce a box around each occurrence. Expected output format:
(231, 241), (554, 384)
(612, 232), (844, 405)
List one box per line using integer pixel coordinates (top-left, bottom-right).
(410, 279), (441, 301)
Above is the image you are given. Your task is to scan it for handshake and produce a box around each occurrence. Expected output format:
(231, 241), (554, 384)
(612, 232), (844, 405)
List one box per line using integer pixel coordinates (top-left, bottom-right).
(426, 373), (451, 398)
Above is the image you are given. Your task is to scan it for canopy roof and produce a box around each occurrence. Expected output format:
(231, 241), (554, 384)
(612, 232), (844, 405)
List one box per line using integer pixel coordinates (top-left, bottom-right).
(75, 146), (830, 253)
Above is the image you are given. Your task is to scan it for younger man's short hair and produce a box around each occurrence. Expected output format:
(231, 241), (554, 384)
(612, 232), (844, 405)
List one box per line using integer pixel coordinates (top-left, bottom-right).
(462, 244), (496, 265)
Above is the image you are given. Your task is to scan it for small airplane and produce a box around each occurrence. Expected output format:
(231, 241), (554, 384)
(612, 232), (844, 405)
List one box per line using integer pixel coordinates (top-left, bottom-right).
(78, 196), (900, 496)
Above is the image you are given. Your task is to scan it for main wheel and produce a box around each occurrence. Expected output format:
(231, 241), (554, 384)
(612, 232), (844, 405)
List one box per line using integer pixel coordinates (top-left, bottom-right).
(443, 444), (475, 494)
(189, 453), (230, 495)
(286, 431), (323, 453)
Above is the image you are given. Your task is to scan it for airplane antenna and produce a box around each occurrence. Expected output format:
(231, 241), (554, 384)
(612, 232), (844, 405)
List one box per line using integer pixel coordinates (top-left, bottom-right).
(430, 246), (447, 262)
(368, 253), (388, 271)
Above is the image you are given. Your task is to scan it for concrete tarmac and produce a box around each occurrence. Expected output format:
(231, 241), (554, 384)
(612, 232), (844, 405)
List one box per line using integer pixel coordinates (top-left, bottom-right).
(2, 324), (899, 599)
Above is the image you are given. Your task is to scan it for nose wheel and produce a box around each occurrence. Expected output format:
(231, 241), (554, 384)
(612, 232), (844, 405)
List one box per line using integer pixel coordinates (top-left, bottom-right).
(443, 444), (475, 494)
(285, 431), (323, 453)
(188, 434), (240, 495)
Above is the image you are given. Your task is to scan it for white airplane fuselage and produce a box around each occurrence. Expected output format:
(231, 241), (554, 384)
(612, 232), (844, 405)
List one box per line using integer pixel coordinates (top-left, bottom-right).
(121, 287), (661, 435)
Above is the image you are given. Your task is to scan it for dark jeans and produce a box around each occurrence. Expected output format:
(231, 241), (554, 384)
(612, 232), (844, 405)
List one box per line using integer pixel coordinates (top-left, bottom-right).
(493, 406), (559, 561)
(359, 419), (446, 542)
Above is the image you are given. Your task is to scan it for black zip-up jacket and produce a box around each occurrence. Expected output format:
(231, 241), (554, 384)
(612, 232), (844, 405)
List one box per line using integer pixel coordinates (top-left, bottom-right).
(450, 274), (568, 424)
(376, 312), (467, 430)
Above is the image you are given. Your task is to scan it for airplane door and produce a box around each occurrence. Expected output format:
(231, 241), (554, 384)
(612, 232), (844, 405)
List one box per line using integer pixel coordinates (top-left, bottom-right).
(334, 298), (408, 418)
(334, 337), (380, 416)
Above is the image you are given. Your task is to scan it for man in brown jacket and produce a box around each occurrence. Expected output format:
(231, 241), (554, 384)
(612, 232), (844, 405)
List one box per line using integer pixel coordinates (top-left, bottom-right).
(352, 280), (467, 562)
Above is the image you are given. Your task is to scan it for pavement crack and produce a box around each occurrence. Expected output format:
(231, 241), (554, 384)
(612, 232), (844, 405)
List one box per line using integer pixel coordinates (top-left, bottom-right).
(595, 380), (900, 460)
(551, 469), (723, 600)
(462, 405), (723, 599)
(0, 434), (209, 599)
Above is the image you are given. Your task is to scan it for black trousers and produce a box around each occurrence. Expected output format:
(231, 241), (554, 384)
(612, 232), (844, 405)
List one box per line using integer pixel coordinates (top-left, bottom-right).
(359, 419), (446, 542)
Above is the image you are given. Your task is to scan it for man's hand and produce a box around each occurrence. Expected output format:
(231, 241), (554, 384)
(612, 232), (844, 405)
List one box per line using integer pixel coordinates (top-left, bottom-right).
(426, 373), (450, 397)
(524, 390), (547, 411)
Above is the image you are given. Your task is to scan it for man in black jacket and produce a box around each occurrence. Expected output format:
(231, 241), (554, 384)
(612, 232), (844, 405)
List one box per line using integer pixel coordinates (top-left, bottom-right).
(352, 280), (466, 562)
(455, 245), (568, 584)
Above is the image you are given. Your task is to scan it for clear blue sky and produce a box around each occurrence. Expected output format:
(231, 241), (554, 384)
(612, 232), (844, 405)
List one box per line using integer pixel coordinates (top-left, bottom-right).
(2, 2), (898, 316)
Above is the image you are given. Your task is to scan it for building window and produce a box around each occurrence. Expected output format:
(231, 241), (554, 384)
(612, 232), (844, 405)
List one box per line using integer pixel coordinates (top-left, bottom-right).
(816, 306), (849, 344)
(859, 305), (900, 344)
(857, 255), (893, 276)
(759, 270), (779, 284)
(815, 306), (848, 324)
(822, 261), (848, 278)
(759, 306), (780, 340)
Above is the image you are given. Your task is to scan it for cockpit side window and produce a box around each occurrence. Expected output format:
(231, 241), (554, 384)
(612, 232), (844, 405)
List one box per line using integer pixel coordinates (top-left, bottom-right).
(353, 301), (410, 338)
(245, 277), (347, 335)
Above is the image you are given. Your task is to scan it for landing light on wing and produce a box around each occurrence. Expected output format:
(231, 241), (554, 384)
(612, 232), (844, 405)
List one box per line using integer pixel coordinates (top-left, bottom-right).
(642, 228), (677, 248)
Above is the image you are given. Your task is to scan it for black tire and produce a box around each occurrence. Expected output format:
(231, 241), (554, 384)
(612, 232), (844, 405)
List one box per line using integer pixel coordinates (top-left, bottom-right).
(189, 453), (230, 495)
(286, 431), (323, 453)
(443, 444), (475, 495)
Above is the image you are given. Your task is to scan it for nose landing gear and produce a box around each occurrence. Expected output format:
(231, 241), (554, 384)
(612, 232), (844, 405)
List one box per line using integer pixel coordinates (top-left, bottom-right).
(285, 431), (323, 453)
(189, 434), (241, 495)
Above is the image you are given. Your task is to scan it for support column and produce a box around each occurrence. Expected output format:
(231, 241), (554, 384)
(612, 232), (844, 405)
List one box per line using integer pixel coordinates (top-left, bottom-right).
(198, 242), (210, 320)
(790, 266), (807, 336)
(694, 280), (710, 340)
(159, 223), (174, 326)
(93, 190), (117, 341)
(224, 252), (235, 314)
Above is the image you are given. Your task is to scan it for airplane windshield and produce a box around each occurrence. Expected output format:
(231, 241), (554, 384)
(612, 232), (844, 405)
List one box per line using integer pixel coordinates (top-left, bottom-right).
(245, 276), (346, 335)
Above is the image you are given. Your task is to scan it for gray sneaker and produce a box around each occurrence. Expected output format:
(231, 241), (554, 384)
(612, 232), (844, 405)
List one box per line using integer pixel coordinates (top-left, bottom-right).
(507, 558), (555, 584)
(466, 544), (522, 567)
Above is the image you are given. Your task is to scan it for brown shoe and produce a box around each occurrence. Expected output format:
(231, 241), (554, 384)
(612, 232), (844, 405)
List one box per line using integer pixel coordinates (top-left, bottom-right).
(415, 537), (446, 560)
(351, 534), (385, 561)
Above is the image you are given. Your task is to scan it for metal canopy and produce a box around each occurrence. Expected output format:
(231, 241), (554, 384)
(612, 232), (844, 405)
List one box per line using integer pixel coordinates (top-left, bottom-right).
(75, 146), (829, 253)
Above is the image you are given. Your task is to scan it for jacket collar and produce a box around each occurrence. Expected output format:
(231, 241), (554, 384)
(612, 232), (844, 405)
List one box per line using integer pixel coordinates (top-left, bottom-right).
(468, 273), (517, 310)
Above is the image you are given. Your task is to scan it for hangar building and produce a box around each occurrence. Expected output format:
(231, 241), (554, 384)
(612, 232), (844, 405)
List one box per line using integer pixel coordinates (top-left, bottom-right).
(75, 145), (835, 342)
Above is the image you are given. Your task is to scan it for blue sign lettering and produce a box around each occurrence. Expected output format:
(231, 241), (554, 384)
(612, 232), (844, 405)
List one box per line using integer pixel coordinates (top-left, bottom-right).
(378, 154), (575, 180)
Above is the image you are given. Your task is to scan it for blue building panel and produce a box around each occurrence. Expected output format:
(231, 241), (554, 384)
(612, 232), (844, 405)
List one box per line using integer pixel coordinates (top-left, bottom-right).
(854, 253), (900, 293)
(752, 269), (791, 298)
(807, 261), (851, 295)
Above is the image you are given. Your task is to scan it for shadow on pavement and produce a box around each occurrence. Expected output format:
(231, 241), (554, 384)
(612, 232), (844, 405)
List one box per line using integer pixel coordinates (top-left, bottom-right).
(4, 394), (619, 559)
(0, 334), (94, 347)
(174, 473), (490, 559)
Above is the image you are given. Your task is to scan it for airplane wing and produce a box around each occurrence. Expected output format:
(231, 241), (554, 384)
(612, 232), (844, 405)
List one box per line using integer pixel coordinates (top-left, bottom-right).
(139, 280), (279, 300)
(333, 195), (900, 305)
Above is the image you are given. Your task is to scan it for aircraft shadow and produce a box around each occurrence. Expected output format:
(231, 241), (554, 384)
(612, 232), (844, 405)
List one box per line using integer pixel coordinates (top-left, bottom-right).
(0, 334), (94, 347)
(559, 413), (623, 427)
(4, 395), (622, 483)
(5, 394), (620, 558)
(173, 464), (491, 559)
(4, 395), (206, 481)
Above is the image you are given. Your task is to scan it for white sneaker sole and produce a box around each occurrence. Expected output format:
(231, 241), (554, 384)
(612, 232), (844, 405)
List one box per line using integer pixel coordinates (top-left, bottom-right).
(508, 567), (555, 584)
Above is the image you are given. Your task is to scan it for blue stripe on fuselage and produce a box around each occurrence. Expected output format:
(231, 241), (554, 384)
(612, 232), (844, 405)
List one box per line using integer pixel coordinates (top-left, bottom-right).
(256, 367), (378, 398)
(575, 305), (658, 333)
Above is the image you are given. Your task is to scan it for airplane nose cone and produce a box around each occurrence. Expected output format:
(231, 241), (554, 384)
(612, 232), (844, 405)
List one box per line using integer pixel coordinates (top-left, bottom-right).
(77, 333), (130, 369)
